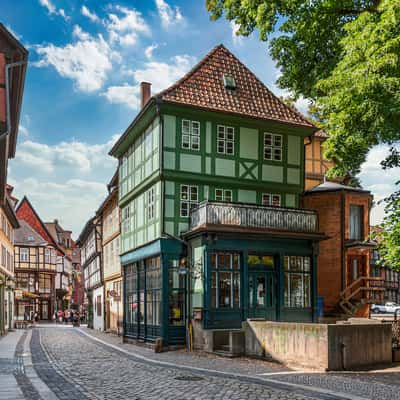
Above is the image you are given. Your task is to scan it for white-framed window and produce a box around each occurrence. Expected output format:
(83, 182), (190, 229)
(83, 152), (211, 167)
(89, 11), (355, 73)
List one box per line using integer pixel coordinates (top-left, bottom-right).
(45, 248), (51, 263)
(217, 125), (234, 155)
(122, 206), (131, 234)
(182, 120), (200, 151)
(20, 248), (29, 262)
(264, 133), (282, 161)
(180, 185), (198, 217)
(215, 189), (232, 202)
(262, 193), (281, 207)
(146, 187), (155, 221)
(121, 156), (128, 178)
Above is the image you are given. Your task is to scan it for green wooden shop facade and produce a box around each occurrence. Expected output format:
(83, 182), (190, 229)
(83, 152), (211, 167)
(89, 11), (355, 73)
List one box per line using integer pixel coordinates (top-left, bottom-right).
(111, 46), (323, 346)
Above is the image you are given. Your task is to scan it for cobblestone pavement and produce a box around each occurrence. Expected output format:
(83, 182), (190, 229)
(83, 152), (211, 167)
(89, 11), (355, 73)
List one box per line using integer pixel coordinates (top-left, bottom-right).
(32, 326), (354, 400)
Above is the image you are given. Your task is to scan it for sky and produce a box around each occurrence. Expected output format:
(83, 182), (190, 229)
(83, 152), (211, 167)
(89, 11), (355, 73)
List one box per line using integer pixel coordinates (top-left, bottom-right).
(3, 0), (399, 237)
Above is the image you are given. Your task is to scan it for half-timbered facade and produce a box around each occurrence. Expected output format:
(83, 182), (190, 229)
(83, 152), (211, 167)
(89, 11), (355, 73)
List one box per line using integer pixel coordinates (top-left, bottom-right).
(110, 45), (325, 347)
(0, 24), (27, 334)
(97, 172), (122, 333)
(14, 220), (57, 320)
(77, 217), (102, 329)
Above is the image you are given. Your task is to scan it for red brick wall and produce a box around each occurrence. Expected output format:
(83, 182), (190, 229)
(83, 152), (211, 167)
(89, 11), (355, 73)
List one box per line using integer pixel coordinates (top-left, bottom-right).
(303, 191), (343, 311)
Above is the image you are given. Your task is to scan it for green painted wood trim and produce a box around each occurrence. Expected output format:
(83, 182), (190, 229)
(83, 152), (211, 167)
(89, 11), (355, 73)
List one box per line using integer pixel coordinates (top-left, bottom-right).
(160, 102), (315, 137)
(112, 103), (158, 158)
(119, 172), (161, 208)
(163, 171), (303, 194)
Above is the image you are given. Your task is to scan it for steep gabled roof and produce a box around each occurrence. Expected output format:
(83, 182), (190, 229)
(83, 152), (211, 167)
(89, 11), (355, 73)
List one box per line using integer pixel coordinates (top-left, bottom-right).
(110, 44), (316, 157)
(15, 196), (65, 256)
(158, 44), (314, 128)
(14, 220), (48, 246)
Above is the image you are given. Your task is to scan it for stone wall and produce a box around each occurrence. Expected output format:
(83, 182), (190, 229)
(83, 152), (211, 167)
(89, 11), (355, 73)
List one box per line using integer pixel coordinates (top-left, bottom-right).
(244, 319), (392, 370)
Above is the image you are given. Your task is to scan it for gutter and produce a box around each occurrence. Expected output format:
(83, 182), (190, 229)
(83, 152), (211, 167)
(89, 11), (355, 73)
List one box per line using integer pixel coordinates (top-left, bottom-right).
(0, 60), (28, 142)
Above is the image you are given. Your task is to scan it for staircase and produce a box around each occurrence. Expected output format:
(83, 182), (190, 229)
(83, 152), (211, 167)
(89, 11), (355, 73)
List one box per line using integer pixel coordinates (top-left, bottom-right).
(339, 276), (385, 315)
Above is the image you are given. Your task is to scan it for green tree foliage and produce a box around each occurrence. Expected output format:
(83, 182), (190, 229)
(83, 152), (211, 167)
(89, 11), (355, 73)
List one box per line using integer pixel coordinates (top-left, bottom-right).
(375, 185), (400, 271)
(207, 0), (400, 269)
(206, 0), (399, 175)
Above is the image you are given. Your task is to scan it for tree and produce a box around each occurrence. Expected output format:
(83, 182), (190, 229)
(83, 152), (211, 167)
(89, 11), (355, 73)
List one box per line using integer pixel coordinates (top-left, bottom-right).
(206, 0), (400, 176)
(374, 185), (400, 271)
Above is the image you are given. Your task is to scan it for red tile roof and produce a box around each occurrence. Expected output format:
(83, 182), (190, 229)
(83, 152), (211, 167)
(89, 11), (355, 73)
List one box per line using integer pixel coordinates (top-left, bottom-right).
(158, 44), (314, 128)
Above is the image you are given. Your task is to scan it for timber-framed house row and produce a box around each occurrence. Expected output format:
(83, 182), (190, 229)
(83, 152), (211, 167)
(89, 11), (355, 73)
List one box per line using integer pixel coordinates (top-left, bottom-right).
(76, 216), (102, 329)
(110, 45), (326, 347)
(14, 220), (57, 321)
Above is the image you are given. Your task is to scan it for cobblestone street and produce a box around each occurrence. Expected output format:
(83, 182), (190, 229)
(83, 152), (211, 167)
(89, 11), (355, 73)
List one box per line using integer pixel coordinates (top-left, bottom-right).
(1, 326), (400, 400)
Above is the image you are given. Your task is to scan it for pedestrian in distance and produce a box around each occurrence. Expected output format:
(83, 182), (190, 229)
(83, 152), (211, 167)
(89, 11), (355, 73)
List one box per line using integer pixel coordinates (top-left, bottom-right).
(57, 310), (63, 323)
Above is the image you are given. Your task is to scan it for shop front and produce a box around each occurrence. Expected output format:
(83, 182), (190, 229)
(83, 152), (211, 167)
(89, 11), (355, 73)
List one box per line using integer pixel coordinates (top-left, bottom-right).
(122, 238), (186, 347)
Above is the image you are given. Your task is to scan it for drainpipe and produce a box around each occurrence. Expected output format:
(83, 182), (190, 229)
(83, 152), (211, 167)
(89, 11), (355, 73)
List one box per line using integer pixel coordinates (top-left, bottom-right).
(0, 60), (27, 141)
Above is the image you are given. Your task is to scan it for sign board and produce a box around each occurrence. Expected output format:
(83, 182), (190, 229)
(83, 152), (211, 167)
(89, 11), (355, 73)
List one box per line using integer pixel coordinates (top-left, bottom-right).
(108, 290), (118, 298)
(15, 290), (23, 300)
(113, 296), (121, 302)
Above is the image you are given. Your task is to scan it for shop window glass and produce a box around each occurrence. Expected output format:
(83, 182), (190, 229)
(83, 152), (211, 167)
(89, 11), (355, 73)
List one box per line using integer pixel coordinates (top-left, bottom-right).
(210, 252), (241, 309)
(284, 256), (311, 308)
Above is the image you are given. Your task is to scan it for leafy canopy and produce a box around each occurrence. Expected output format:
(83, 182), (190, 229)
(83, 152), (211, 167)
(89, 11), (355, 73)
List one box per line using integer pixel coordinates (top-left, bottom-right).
(206, 0), (400, 176)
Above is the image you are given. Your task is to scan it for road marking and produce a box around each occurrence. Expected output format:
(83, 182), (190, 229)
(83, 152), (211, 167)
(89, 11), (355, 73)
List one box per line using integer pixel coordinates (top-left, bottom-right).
(77, 328), (369, 400)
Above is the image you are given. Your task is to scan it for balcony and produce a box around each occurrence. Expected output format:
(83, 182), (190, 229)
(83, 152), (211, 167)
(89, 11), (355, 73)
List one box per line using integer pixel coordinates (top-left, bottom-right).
(189, 201), (319, 234)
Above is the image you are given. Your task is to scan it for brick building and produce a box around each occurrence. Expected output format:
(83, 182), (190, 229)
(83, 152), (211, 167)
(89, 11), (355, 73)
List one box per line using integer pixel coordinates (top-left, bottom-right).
(303, 182), (383, 317)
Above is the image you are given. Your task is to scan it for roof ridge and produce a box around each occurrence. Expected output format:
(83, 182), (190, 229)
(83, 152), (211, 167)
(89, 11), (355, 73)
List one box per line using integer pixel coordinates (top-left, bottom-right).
(155, 44), (225, 99)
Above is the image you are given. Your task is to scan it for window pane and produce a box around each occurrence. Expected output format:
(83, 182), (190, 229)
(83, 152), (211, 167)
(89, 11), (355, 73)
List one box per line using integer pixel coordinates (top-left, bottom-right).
(217, 253), (225, 269)
(272, 195), (281, 207)
(304, 274), (311, 307)
(248, 255), (260, 267)
(226, 141), (234, 154)
(290, 273), (303, 307)
(182, 120), (190, 134)
(180, 202), (188, 217)
(264, 133), (272, 146)
(182, 134), (190, 148)
(264, 147), (272, 160)
(233, 272), (240, 307)
(190, 186), (198, 202)
(224, 190), (232, 202)
(273, 135), (282, 147)
(211, 272), (217, 308)
(215, 189), (223, 201)
(274, 148), (282, 161)
(218, 272), (232, 308)
(192, 121), (200, 135)
(191, 136), (200, 150)
(261, 255), (274, 267)
(256, 275), (266, 307)
(169, 291), (184, 326)
(233, 254), (240, 269)
(218, 141), (225, 153)
(262, 194), (271, 206)
(181, 186), (188, 200)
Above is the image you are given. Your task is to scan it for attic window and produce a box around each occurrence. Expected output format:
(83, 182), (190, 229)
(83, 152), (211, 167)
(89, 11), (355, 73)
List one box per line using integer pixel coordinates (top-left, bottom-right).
(27, 236), (34, 241)
(223, 74), (236, 90)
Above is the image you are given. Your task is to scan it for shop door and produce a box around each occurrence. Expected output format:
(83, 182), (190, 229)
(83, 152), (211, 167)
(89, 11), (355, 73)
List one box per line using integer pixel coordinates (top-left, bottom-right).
(40, 301), (49, 320)
(249, 271), (275, 320)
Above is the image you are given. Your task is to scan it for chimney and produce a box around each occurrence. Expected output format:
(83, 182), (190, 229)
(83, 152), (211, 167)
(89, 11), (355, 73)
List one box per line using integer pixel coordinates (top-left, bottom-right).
(140, 82), (151, 109)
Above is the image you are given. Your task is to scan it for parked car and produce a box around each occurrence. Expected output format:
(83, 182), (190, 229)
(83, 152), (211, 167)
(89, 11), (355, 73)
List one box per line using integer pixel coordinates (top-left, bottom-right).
(371, 302), (400, 314)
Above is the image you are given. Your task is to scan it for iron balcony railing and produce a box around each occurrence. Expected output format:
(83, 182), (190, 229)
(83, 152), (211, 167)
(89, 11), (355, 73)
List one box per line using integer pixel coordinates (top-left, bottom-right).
(190, 201), (318, 233)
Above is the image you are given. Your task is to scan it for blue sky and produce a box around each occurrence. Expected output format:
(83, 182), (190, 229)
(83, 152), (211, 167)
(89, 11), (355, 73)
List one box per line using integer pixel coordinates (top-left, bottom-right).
(3, 0), (398, 236)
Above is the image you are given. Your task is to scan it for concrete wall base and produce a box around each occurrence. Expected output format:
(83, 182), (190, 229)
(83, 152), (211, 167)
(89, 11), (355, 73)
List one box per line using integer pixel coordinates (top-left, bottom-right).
(243, 319), (392, 371)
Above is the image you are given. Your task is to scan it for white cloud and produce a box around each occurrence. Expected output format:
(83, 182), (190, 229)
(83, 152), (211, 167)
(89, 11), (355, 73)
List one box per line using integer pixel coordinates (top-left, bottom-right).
(102, 84), (140, 109)
(106, 5), (150, 47)
(230, 21), (242, 45)
(359, 145), (400, 225)
(9, 135), (119, 235)
(81, 5), (99, 23)
(155, 0), (184, 28)
(18, 125), (29, 138)
(38, 0), (69, 20)
(35, 25), (118, 92)
(145, 44), (158, 59)
(102, 54), (195, 108)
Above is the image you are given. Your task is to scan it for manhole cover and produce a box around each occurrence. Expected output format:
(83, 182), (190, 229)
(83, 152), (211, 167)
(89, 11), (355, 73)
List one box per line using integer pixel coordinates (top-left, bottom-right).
(174, 375), (204, 382)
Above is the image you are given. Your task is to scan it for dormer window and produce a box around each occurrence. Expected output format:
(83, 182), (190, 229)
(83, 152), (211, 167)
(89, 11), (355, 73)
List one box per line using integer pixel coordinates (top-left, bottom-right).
(223, 74), (236, 90)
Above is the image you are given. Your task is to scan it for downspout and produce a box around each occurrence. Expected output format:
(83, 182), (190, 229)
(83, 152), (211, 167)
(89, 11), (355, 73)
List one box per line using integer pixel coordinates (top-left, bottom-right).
(341, 190), (345, 291)
(0, 60), (27, 141)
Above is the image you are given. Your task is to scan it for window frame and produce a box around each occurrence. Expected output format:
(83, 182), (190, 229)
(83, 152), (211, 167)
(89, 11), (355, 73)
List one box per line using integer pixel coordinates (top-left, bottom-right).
(264, 133), (283, 162)
(349, 205), (363, 240)
(180, 185), (198, 218)
(210, 252), (241, 309)
(181, 119), (201, 151)
(262, 193), (281, 207)
(217, 125), (235, 155)
(283, 256), (311, 309)
(146, 187), (155, 221)
(215, 189), (233, 203)
(20, 248), (29, 263)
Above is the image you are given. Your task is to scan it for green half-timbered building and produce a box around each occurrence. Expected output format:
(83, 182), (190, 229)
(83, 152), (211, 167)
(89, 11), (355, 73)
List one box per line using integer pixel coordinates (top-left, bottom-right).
(110, 45), (325, 347)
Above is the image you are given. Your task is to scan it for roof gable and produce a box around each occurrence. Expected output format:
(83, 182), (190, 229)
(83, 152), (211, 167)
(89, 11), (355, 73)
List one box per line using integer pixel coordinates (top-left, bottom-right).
(158, 44), (314, 128)
(14, 220), (48, 246)
(16, 197), (65, 255)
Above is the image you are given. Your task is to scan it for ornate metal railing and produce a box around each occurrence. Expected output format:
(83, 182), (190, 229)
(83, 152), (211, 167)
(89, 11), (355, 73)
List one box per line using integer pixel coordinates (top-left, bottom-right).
(190, 201), (319, 233)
